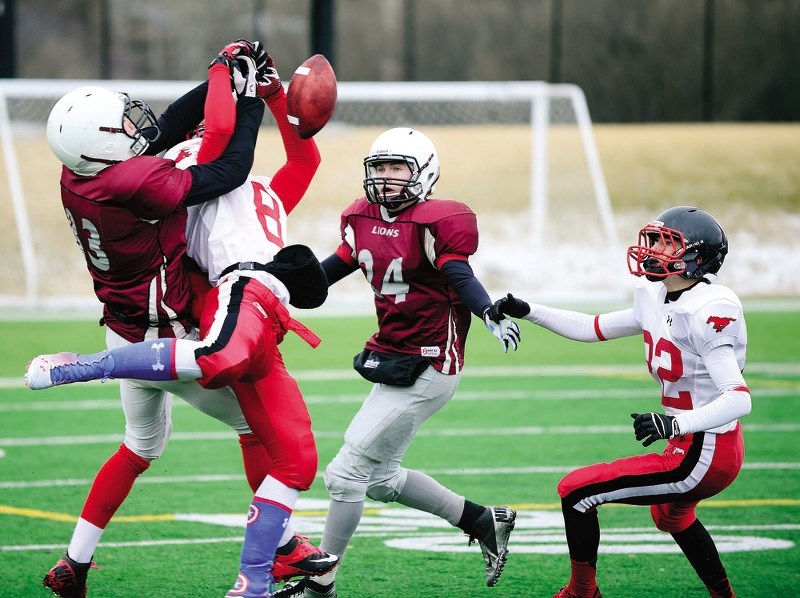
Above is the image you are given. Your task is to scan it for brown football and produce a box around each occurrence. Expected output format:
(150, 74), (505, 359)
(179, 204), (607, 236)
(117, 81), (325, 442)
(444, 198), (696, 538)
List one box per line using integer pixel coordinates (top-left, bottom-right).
(286, 54), (337, 139)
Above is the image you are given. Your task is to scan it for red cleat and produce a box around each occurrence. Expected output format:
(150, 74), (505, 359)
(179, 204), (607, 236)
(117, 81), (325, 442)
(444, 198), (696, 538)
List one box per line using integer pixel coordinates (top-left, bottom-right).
(272, 535), (339, 583)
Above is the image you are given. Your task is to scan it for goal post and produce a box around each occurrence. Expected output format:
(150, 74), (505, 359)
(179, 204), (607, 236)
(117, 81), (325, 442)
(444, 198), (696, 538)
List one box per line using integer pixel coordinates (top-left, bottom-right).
(0, 79), (620, 309)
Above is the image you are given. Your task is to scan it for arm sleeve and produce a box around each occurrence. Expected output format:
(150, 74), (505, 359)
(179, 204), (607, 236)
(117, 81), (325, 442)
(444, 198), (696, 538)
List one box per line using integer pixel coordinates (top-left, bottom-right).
(440, 259), (492, 318)
(321, 253), (358, 286)
(196, 63), (236, 164)
(673, 344), (751, 433)
(147, 81), (209, 155)
(183, 97), (265, 205)
(265, 88), (321, 215)
(523, 305), (640, 342)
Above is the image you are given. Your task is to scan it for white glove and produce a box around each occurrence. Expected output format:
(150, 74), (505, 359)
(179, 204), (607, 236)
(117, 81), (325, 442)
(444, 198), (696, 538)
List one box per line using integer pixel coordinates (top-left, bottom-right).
(483, 309), (521, 353)
(232, 56), (258, 98)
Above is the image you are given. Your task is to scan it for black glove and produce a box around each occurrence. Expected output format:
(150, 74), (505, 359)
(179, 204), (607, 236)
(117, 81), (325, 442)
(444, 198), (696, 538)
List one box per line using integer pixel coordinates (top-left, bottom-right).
(631, 412), (680, 447)
(255, 54), (282, 101)
(494, 293), (531, 319)
(208, 54), (232, 70)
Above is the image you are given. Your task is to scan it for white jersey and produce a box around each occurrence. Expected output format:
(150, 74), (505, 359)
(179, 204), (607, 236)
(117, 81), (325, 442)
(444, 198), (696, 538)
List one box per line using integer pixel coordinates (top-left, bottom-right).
(631, 279), (747, 432)
(164, 138), (290, 298)
(185, 174), (288, 285)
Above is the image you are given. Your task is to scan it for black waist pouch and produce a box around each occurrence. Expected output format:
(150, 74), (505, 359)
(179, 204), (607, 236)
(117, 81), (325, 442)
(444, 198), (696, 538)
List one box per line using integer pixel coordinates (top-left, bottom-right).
(353, 349), (430, 386)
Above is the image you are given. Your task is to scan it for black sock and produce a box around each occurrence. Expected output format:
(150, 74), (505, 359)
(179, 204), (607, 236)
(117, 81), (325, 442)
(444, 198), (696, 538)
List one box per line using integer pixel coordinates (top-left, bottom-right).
(671, 519), (734, 597)
(457, 499), (486, 533)
(562, 500), (600, 563)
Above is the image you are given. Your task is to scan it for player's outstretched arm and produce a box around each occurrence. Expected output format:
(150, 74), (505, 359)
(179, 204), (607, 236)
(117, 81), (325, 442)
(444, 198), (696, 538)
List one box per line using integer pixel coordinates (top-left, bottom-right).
(264, 55), (321, 215)
(440, 260), (520, 353)
(494, 293), (640, 343)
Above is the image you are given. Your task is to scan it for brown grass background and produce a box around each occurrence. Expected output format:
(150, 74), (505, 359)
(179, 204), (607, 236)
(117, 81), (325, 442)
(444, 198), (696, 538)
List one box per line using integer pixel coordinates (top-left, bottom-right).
(2, 123), (799, 303)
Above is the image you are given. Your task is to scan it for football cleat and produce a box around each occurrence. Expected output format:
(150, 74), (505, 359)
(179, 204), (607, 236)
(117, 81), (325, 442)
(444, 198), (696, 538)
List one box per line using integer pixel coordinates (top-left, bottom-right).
(273, 577), (336, 598)
(468, 506), (517, 587)
(552, 585), (603, 598)
(272, 535), (339, 582)
(42, 553), (95, 598)
(25, 352), (113, 390)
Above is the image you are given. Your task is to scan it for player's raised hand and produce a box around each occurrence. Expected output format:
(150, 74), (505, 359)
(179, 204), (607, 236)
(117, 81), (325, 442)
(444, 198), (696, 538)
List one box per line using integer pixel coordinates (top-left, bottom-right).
(232, 56), (258, 98)
(483, 307), (521, 353)
(631, 412), (680, 446)
(249, 40), (269, 73)
(255, 53), (282, 101)
(494, 293), (531, 319)
(221, 39), (258, 60)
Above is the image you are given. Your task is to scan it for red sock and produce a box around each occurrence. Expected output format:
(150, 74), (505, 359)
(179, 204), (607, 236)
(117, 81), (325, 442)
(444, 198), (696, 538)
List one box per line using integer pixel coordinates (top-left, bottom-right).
(239, 433), (272, 492)
(80, 444), (150, 528)
(707, 580), (735, 598)
(568, 558), (598, 597)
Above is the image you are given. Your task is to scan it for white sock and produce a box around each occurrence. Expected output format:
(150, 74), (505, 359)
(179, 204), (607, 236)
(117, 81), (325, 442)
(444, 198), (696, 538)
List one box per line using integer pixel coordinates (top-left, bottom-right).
(278, 520), (295, 548)
(67, 518), (104, 563)
(173, 339), (203, 379)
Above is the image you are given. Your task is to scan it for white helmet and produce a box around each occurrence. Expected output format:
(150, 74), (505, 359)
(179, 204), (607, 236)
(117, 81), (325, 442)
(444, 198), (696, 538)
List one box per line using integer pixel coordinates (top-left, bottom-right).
(46, 86), (160, 176)
(363, 127), (440, 209)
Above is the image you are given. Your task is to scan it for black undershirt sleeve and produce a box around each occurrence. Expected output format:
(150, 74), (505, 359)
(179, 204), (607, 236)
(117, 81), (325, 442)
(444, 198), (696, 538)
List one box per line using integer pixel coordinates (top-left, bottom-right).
(147, 81), (209, 155)
(183, 97), (265, 205)
(441, 259), (492, 318)
(321, 253), (359, 286)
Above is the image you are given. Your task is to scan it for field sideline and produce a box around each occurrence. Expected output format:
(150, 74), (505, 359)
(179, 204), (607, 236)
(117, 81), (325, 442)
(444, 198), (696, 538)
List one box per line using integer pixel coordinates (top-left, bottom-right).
(0, 311), (798, 596)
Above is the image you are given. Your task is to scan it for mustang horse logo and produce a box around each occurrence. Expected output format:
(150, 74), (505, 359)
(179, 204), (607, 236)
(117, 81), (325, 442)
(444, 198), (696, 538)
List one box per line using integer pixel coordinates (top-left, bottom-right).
(707, 315), (736, 333)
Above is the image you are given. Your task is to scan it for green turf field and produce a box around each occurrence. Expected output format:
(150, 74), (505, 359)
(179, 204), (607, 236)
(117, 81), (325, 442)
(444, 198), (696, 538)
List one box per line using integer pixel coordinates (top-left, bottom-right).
(1, 309), (799, 597)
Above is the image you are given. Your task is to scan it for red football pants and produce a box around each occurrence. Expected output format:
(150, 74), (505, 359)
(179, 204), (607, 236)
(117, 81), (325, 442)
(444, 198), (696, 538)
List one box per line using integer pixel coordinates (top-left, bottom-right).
(558, 425), (744, 532)
(196, 275), (318, 490)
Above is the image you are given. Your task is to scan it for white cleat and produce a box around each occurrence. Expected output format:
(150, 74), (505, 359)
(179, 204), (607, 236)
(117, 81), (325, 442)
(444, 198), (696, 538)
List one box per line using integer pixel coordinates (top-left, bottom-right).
(25, 352), (111, 390)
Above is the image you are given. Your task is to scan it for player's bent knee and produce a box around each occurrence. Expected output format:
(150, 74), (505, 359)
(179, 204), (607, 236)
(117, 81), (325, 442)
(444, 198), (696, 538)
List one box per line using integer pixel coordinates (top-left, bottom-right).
(650, 503), (696, 533)
(281, 460), (317, 491)
(272, 470), (314, 492)
(366, 481), (401, 503)
(323, 468), (367, 502)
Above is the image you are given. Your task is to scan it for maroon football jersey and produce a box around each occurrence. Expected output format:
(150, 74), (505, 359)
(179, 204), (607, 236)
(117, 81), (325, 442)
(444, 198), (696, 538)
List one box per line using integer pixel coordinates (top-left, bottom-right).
(59, 156), (195, 342)
(335, 197), (480, 374)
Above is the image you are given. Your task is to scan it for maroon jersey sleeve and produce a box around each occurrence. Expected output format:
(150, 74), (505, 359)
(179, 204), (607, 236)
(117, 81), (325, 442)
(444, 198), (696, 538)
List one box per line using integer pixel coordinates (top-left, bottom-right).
(413, 199), (479, 266)
(84, 157), (195, 218)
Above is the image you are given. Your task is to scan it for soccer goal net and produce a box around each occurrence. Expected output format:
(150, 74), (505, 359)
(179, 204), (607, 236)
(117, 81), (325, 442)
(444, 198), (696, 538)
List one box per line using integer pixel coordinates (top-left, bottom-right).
(0, 79), (623, 313)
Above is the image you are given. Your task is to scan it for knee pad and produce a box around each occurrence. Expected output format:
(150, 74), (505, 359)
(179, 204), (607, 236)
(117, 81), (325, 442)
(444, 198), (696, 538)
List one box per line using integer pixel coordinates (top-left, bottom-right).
(366, 479), (402, 503)
(650, 503), (696, 533)
(324, 468), (368, 503)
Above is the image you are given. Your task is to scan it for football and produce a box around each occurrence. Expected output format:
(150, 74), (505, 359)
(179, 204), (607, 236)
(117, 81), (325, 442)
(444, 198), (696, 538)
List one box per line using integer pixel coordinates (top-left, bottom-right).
(286, 54), (337, 139)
